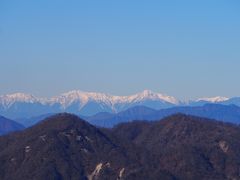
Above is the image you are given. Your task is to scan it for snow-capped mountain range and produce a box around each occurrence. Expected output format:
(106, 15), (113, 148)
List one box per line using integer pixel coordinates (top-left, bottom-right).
(0, 90), (238, 119)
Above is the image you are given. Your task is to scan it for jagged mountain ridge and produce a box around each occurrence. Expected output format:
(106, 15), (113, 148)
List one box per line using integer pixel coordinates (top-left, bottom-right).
(1, 90), (239, 119)
(0, 90), (178, 118)
(0, 90), (178, 107)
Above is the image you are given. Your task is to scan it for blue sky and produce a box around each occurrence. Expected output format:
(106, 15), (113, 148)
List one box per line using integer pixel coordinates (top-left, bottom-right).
(0, 0), (240, 100)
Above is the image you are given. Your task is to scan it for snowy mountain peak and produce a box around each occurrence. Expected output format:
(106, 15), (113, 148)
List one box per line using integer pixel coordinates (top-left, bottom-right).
(134, 90), (179, 104)
(141, 89), (154, 95)
(50, 90), (89, 109)
(47, 90), (179, 110)
(50, 90), (113, 109)
(0, 90), (180, 110)
(0, 93), (39, 108)
(59, 90), (111, 100)
(197, 96), (229, 103)
(0, 90), (238, 119)
(1, 93), (37, 101)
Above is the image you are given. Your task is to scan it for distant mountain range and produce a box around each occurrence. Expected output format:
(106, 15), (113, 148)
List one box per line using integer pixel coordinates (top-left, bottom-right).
(87, 104), (240, 127)
(11, 104), (240, 128)
(0, 90), (240, 119)
(0, 90), (178, 119)
(1, 113), (240, 179)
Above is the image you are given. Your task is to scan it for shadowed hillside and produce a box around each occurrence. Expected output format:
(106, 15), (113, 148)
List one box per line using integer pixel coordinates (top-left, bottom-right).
(1, 113), (240, 179)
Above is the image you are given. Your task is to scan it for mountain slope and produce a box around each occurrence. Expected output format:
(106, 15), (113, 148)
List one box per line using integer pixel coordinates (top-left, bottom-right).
(1, 114), (240, 179)
(0, 116), (24, 135)
(0, 113), (148, 180)
(112, 114), (240, 180)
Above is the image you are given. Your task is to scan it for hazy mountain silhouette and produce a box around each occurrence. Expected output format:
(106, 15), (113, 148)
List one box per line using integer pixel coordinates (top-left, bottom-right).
(15, 113), (55, 127)
(12, 104), (240, 128)
(0, 116), (24, 135)
(88, 104), (240, 127)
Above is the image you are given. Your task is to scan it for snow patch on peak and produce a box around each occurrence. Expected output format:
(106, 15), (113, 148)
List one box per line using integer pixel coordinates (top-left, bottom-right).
(0, 90), (179, 111)
(132, 90), (179, 104)
(50, 90), (113, 109)
(4, 93), (35, 100)
(0, 93), (39, 108)
(197, 96), (229, 103)
(50, 90), (89, 109)
(59, 90), (112, 101)
(142, 89), (154, 95)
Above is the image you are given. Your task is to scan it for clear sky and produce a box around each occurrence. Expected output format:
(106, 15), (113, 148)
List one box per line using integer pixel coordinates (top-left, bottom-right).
(0, 0), (240, 100)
